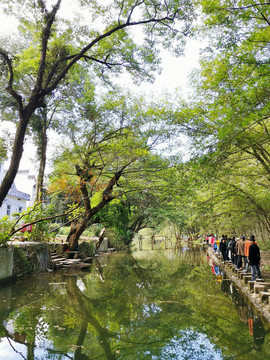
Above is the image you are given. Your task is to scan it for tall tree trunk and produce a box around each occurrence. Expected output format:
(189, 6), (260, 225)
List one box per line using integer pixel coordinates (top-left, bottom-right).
(35, 110), (48, 204)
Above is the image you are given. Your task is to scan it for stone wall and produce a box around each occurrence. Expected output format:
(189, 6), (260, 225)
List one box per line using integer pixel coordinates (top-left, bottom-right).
(0, 246), (13, 283)
(0, 242), (50, 284)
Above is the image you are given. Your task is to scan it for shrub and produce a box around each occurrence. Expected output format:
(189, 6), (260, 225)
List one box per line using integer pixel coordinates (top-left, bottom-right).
(0, 216), (13, 245)
(78, 241), (95, 259)
(57, 226), (71, 235)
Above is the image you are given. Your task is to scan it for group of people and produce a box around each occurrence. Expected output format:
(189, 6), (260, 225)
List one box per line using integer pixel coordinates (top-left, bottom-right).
(206, 234), (262, 281)
(207, 256), (266, 350)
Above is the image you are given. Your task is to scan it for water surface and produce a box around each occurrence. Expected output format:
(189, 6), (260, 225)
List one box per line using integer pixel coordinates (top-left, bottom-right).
(0, 248), (269, 359)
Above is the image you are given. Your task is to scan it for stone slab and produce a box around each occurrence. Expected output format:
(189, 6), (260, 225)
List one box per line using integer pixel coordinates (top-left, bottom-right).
(248, 281), (255, 291)
(243, 275), (252, 284)
(260, 292), (270, 302)
(254, 284), (266, 294)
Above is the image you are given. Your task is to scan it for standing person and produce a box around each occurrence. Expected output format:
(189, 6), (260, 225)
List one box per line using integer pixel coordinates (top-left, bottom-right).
(211, 234), (215, 249)
(231, 237), (237, 265)
(236, 236), (246, 270)
(216, 237), (221, 254)
(213, 238), (218, 253)
(220, 237), (227, 262)
(244, 236), (253, 273)
(249, 235), (262, 281)
(227, 237), (233, 261)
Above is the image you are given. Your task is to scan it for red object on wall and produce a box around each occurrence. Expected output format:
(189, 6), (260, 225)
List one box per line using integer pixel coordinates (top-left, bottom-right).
(20, 224), (26, 233)
(26, 224), (33, 232)
(20, 223), (33, 232)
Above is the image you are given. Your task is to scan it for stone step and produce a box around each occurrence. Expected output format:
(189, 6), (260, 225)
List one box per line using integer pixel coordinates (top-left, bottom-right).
(52, 257), (66, 263)
(243, 275), (252, 284)
(238, 271), (246, 279)
(254, 282), (270, 292)
(53, 263), (63, 270)
(254, 284), (266, 294)
(248, 281), (255, 291)
(70, 262), (91, 269)
(259, 292), (270, 302)
(61, 259), (82, 263)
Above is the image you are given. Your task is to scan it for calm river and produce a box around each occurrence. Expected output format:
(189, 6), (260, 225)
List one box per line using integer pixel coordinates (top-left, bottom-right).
(0, 248), (269, 360)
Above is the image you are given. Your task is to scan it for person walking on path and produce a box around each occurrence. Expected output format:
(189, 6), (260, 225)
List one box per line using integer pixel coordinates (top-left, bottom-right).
(244, 236), (253, 273)
(249, 235), (262, 281)
(236, 236), (246, 270)
(231, 237), (237, 265)
(220, 237), (227, 262)
(211, 234), (215, 248)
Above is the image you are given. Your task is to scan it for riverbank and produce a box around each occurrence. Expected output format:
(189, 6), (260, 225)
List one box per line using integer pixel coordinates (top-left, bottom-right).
(208, 247), (270, 325)
(259, 250), (270, 281)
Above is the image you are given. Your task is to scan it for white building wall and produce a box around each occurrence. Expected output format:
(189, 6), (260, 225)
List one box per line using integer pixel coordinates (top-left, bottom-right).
(0, 196), (26, 219)
(14, 170), (36, 207)
(0, 163), (33, 219)
(0, 163), (4, 183)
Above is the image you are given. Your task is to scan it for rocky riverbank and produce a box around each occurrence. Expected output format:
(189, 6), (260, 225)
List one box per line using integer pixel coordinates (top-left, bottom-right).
(208, 248), (270, 325)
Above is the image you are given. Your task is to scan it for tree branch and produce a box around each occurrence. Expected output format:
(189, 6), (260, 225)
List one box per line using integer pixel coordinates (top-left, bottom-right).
(0, 50), (23, 110)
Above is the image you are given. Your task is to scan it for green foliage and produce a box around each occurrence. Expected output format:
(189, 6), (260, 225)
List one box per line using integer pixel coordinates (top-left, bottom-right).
(94, 200), (132, 246)
(78, 241), (95, 258)
(17, 204), (55, 242)
(85, 223), (102, 237)
(57, 226), (71, 236)
(155, 1), (270, 240)
(13, 246), (34, 274)
(0, 215), (13, 245)
(0, 137), (8, 162)
(0, 231), (10, 245)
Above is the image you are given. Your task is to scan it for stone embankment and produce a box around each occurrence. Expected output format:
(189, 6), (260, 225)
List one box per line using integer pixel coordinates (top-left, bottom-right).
(208, 248), (270, 324)
(0, 242), (50, 284)
(0, 238), (113, 284)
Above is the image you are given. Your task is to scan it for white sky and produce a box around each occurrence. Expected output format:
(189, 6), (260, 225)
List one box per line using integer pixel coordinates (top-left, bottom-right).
(0, 2), (202, 174)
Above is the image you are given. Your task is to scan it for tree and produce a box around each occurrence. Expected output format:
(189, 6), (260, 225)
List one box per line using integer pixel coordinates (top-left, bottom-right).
(48, 89), (175, 249)
(0, 0), (195, 207)
(158, 1), (270, 238)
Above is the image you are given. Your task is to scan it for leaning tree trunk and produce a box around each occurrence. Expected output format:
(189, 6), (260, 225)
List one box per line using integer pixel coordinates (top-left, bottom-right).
(66, 164), (129, 250)
(67, 180), (91, 250)
(67, 218), (90, 251)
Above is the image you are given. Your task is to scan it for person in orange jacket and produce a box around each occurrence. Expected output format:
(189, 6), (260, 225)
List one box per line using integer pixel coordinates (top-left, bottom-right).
(244, 236), (253, 272)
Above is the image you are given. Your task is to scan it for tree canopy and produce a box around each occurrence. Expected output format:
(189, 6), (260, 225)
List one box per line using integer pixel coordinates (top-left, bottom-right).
(0, 0), (196, 207)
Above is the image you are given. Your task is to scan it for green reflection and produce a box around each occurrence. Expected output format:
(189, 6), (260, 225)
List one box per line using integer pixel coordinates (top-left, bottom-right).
(0, 249), (269, 359)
